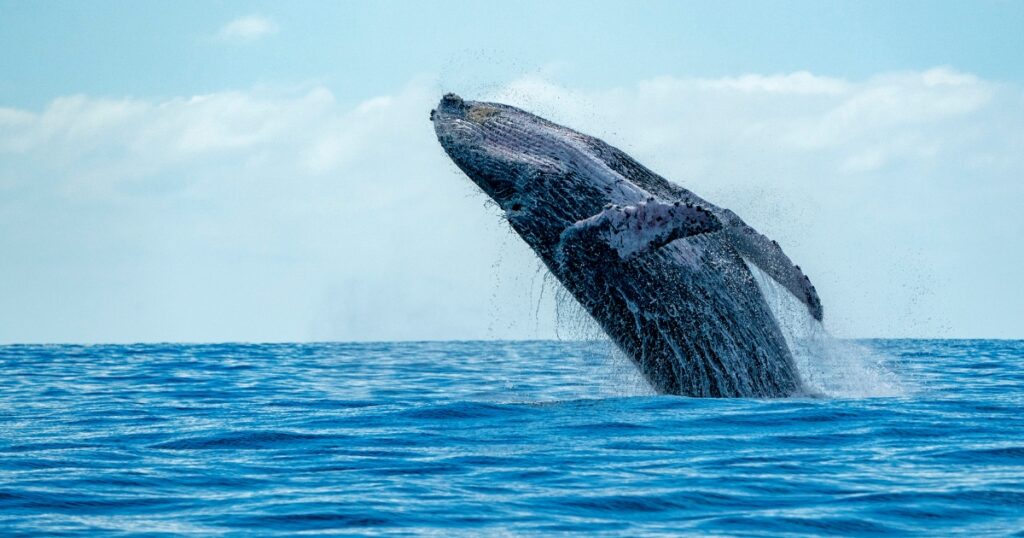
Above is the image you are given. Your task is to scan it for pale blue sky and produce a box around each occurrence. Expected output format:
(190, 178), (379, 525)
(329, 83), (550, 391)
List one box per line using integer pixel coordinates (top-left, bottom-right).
(1, 1), (1022, 342)
(4, 1), (1023, 107)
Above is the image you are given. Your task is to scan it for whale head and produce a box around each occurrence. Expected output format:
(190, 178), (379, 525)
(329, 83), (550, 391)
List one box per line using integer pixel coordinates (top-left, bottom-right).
(431, 93), (647, 258)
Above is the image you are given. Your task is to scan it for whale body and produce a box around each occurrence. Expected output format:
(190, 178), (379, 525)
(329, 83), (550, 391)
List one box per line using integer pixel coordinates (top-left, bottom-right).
(431, 94), (823, 398)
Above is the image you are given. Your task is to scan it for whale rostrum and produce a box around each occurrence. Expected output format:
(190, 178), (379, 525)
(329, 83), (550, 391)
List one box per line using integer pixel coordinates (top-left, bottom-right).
(432, 93), (822, 398)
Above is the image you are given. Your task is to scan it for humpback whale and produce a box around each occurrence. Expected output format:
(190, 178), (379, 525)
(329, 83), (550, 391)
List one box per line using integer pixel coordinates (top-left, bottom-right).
(431, 93), (823, 398)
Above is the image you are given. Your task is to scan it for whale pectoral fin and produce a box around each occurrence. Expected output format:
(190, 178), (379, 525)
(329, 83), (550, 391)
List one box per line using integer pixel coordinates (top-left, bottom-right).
(720, 210), (824, 321)
(559, 200), (722, 264)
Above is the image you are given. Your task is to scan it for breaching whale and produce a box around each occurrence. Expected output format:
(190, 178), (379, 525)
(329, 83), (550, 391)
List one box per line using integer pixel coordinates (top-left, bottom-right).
(431, 93), (823, 398)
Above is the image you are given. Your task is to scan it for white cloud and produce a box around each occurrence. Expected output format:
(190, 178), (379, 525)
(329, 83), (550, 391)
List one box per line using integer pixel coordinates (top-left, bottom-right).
(695, 71), (850, 94)
(1, 69), (1022, 342)
(216, 14), (279, 42)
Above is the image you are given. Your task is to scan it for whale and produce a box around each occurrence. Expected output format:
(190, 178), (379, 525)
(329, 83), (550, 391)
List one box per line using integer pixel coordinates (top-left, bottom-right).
(431, 93), (823, 398)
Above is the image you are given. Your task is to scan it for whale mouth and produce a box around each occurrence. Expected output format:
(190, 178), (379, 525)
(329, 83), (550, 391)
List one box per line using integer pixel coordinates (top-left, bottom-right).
(432, 93), (522, 204)
(430, 92), (629, 224)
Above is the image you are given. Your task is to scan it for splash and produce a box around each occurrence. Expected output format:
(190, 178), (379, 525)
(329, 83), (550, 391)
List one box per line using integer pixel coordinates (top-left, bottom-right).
(544, 274), (656, 397)
(745, 259), (905, 398)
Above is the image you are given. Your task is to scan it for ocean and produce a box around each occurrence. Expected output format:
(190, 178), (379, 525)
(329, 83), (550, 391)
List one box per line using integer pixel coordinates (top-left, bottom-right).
(1, 339), (1022, 536)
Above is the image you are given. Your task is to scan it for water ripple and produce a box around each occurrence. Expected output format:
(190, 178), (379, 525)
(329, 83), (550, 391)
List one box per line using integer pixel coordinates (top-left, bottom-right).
(0, 340), (1022, 535)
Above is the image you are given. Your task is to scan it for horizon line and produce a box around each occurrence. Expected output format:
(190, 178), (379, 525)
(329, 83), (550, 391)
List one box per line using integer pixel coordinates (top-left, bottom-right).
(1, 337), (1020, 347)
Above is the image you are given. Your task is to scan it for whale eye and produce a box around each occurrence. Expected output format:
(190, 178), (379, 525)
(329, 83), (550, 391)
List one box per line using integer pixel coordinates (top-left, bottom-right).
(511, 203), (523, 211)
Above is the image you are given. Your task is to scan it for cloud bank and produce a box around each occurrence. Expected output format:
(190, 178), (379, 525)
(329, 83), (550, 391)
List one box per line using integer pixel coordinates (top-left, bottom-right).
(0, 68), (1021, 342)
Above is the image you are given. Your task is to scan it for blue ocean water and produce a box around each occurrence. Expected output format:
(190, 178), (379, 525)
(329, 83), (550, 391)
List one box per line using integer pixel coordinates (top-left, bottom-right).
(1, 340), (1022, 536)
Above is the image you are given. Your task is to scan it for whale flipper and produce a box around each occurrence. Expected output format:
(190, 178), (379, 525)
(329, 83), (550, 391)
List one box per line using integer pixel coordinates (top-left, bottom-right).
(718, 210), (824, 321)
(562, 136), (823, 320)
(559, 200), (721, 262)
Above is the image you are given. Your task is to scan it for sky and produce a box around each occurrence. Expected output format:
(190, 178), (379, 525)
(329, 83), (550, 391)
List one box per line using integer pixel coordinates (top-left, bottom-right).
(1, 1), (1022, 343)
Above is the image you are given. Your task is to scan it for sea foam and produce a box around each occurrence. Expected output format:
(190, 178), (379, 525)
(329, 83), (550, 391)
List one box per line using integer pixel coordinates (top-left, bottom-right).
(746, 259), (904, 398)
